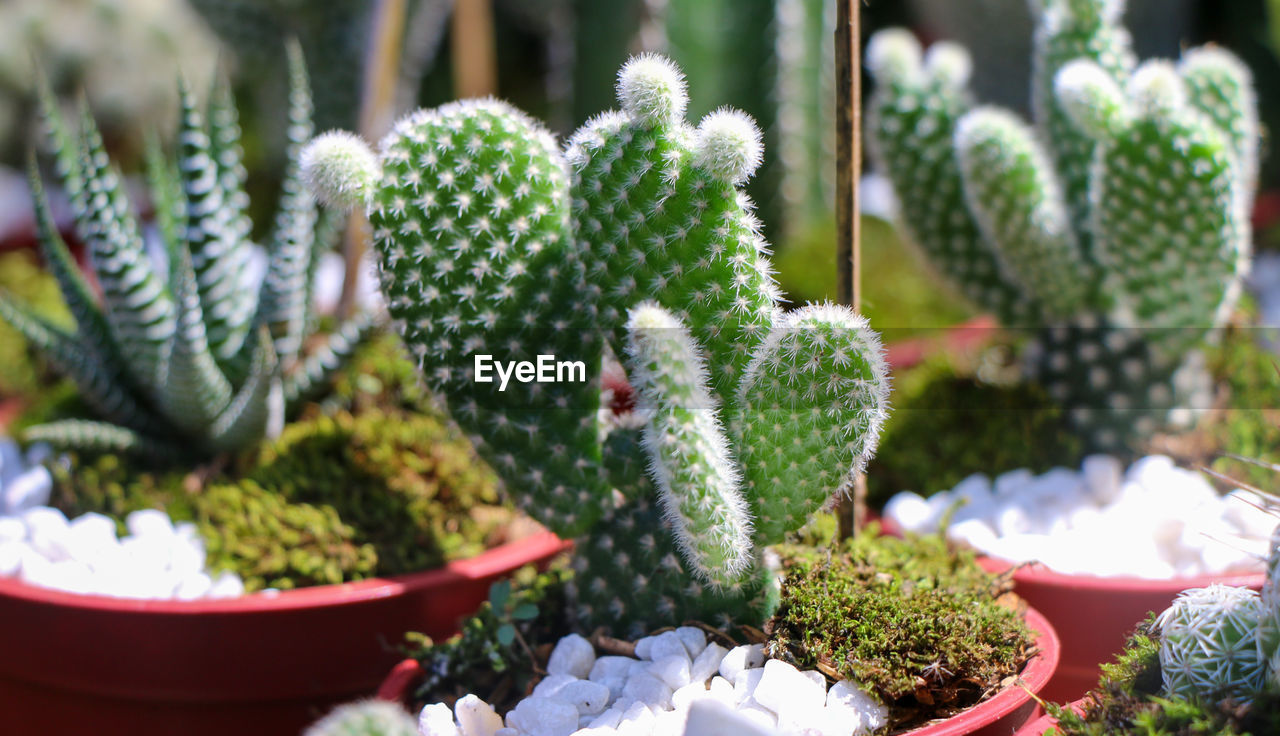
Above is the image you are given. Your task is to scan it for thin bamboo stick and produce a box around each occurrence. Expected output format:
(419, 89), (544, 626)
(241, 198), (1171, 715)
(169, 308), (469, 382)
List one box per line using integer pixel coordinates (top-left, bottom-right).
(836, 0), (865, 540)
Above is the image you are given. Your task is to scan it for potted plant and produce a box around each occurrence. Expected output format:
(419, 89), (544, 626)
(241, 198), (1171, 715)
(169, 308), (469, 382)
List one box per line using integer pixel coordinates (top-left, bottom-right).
(297, 52), (1059, 735)
(864, 0), (1269, 703)
(1016, 505), (1280, 735)
(0, 44), (567, 735)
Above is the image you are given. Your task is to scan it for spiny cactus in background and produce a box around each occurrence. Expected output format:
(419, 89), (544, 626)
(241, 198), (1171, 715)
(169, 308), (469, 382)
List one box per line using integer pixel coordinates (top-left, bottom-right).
(0, 45), (375, 459)
(867, 0), (1258, 450)
(303, 700), (417, 736)
(304, 55), (891, 637)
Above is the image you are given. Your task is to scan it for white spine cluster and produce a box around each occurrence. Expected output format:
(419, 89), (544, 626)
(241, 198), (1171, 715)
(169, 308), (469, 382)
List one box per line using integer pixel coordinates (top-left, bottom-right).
(300, 131), (381, 212)
(617, 53), (688, 128)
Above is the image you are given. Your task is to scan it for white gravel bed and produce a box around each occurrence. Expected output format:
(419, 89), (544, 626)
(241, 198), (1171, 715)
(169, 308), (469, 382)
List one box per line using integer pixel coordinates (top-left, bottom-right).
(0, 437), (244, 599)
(885, 454), (1274, 578)
(418, 629), (889, 736)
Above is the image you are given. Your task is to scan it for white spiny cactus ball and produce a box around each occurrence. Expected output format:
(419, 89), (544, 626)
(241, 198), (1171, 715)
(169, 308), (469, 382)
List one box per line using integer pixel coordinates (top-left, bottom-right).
(616, 53), (688, 127)
(1128, 60), (1187, 117)
(305, 700), (417, 736)
(923, 42), (973, 88)
(693, 109), (764, 186)
(864, 28), (923, 83)
(301, 131), (381, 212)
(1156, 584), (1268, 703)
(1054, 59), (1130, 139)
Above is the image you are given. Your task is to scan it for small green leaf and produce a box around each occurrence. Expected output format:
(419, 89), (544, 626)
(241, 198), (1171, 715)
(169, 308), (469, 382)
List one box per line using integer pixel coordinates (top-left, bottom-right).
(488, 580), (510, 611)
(496, 624), (515, 647)
(512, 603), (539, 621)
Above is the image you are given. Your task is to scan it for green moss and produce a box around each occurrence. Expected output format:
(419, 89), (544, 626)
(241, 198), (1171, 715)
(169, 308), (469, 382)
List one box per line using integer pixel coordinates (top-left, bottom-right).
(767, 530), (1034, 730)
(1049, 622), (1280, 736)
(1199, 321), (1280, 492)
(0, 250), (69, 399)
(867, 355), (1083, 506)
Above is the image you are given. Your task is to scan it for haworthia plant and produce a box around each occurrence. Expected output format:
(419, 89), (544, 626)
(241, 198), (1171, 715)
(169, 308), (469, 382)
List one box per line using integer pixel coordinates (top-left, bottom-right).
(304, 54), (891, 637)
(0, 45), (375, 459)
(867, 0), (1258, 449)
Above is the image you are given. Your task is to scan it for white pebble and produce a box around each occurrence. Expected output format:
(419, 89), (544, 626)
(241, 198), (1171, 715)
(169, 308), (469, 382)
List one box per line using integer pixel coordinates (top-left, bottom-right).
(622, 671), (673, 709)
(689, 642), (727, 684)
(646, 631), (690, 664)
(586, 705), (623, 729)
(507, 697), (579, 736)
(456, 694), (504, 736)
(556, 680), (610, 715)
(649, 654), (692, 690)
(718, 644), (764, 682)
(209, 571), (245, 598)
(590, 656), (634, 682)
(675, 627), (707, 658)
(548, 634), (596, 679)
(420, 702), (460, 736)
(616, 701), (654, 736)
(753, 659), (825, 716)
(533, 674), (578, 700)
(683, 700), (775, 736)
(732, 668), (765, 705)
(883, 491), (932, 534)
(125, 508), (175, 539)
(827, 680), (888, 733)
(3, 466), (51, 514)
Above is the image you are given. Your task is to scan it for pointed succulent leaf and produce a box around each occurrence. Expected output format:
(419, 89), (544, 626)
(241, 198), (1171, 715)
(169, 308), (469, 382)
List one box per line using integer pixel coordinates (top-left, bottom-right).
(282, 310), (376, 408)
(624, 303), (753, 588)
(143, 132), (187, 263)
(27, 158), (126, 373)
(75, 107), (176, 391)
(178, 77), (254, 366)
(22, 419), (178, 459)
(0, 293), (157, 433)
(260, 42), (319, 367)
(157, 245), (234, 434)
(207, 74), (253, 245)
(735, 304), (890, 546)
(34, 72), (83, 204)
(209, 326), (281, 452)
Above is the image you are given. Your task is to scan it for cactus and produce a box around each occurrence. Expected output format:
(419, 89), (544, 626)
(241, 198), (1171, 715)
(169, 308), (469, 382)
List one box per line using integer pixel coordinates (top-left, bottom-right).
(1155, 584), (1269, 703)
(0, 45), (375, 459)
(303, 700), (417, 736)
(866, 0), (1258, 449)
(303, 54), (891, 637)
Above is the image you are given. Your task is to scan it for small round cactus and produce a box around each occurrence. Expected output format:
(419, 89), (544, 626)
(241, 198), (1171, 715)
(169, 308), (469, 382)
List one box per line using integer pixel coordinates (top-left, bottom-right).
(1156, 584), (1268, 703)
(304, 700), (417, 736)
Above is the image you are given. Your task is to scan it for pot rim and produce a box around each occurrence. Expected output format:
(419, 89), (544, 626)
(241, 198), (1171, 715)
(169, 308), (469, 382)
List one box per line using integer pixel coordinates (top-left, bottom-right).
(0, 530), (569, 615)
(979, 555), (1266, 592)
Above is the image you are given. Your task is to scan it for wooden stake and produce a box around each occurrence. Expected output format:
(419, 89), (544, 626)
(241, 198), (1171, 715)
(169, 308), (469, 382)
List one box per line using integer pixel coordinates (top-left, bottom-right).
(451, 0), (499, 98)
(339, 0), (410, 319)
(836, 0), (865, 540)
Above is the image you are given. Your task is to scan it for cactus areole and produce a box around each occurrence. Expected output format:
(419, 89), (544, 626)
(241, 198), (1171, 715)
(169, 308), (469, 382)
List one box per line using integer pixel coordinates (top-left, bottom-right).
(303, 54), (893, 637)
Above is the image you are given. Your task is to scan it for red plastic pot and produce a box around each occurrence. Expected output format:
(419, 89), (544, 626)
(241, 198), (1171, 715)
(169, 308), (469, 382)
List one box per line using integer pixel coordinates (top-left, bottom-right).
(0, 531), (569, 736)
(884, 315), (999, 371)
(376, 606), (1059, 736)
(1013, 697), (1087, 736)
(978, 557), (1264, 704)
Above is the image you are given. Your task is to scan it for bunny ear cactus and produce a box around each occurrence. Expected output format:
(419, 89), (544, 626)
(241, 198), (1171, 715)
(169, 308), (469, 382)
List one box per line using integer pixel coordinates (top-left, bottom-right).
(0, 45), (375, 459)
(304, 54), (890, 637)
(867, 3), (1258, 450)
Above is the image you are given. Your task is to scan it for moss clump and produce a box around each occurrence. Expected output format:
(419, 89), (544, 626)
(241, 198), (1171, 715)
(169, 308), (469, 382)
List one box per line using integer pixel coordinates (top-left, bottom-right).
(49, 337), (511, 591)
(1049, 621), (1280, 736)
(234, 407), (504, 581)
(867, 355), (1083, 507)
(767, 530), (1034, 731)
